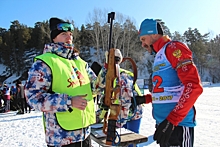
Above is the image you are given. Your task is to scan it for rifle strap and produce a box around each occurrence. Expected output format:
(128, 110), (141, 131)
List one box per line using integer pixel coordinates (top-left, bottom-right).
(122, 57), (138, 86)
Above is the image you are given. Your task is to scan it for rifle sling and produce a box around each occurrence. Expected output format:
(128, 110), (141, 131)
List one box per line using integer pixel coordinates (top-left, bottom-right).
(122, 57), (137, 86)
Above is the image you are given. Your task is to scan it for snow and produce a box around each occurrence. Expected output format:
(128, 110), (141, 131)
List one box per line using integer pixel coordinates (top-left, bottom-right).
(0, 85), (220, 147)
(3, 74), (21, 86)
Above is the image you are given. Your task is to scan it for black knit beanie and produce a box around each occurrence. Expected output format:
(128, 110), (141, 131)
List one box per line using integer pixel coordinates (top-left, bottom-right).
(49, 17), (69, 42)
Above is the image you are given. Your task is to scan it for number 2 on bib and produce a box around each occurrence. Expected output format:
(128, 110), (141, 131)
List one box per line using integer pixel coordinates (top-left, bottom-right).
(152, 75), (164, 93)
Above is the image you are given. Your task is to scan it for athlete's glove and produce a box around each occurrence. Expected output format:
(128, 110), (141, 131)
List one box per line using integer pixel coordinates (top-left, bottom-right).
(153, 119), (175, 144)
(130, 94), (152, 111)
(131, 94), (152, 105)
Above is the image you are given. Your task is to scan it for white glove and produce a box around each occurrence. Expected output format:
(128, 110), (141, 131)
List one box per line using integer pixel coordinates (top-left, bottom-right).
(105, 49), (123, 64)
(105, 51), (109, 63)
(115, 49), (123, 64)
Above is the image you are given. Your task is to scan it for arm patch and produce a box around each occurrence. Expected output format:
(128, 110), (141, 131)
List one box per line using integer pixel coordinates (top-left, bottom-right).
(176, 59), (193, 70)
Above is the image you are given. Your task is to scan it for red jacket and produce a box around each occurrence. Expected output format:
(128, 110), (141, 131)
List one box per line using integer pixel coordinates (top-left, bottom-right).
(3, 86), (11, 100)
(152, 35), (203, 126)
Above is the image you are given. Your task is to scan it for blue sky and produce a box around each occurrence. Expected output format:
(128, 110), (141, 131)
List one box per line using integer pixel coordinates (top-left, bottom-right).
(0, 0), (219, 38)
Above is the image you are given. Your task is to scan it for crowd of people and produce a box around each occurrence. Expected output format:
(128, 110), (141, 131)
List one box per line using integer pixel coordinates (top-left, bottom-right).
(0, 80), (32, 114)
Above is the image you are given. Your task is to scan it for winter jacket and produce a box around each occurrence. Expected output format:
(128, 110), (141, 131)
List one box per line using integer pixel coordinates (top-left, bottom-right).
(16, 84), (25, 99)
(36, 53), (95, 130)
(96, 68), (144, 127)
(118, 69), (144, 125)
(25, 42), (106, 147)
(3, 87), (10, 100)
(151, 36), (203, 126)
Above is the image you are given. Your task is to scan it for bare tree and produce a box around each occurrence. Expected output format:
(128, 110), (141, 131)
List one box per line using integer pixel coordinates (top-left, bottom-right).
(111, 12), (125, 49)
(86, 8), (109, 63)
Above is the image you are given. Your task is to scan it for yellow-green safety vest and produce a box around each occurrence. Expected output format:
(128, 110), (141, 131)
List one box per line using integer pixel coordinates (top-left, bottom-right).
(36, 53), (95, 130)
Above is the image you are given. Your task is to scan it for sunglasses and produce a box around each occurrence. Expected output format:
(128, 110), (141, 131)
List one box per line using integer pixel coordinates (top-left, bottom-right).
(52, 23), (74, 31)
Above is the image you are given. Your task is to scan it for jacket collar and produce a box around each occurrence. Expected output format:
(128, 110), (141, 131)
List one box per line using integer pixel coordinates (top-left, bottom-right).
(152, 35), (171, 53)
(43, 42), (79, 60)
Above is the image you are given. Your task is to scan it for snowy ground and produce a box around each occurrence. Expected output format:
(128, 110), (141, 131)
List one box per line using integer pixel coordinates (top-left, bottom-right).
(0, 85), (220, 147)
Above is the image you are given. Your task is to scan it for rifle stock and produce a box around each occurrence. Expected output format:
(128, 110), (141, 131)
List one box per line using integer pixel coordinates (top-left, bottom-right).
(104, 48), (116, 106)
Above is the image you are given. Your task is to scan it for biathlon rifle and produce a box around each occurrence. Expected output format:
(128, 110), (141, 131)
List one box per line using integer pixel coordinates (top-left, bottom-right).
(102, 12), (121, 146)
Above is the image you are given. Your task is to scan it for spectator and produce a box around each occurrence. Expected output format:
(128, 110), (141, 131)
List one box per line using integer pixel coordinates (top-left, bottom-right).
(0, 82), (2, 108)
(0, 89), (3, 108)
(10, 85), (17, 110)
(16, 80), (25, 114)
(3, 84), (10, 112)
(24, 81), (31, 113)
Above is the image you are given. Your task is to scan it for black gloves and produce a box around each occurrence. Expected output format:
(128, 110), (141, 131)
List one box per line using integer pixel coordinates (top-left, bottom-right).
(130, 95), (152, 111)
(153, 119), (175, 144)
(130, 95), (146, 111)
(131, 95), (146, 105)
(91, 62), (102, 76)
(131, 94), (152, 105)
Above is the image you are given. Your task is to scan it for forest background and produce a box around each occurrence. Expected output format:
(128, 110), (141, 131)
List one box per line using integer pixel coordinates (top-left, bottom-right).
(0, 8), (219, 84)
